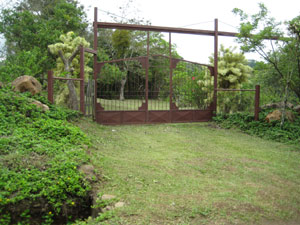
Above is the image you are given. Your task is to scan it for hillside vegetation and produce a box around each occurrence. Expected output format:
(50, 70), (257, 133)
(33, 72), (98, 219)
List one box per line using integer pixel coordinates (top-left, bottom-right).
(0, 88), (92, 224)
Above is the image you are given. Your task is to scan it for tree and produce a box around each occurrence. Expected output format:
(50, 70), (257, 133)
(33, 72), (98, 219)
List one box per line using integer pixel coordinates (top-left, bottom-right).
(0, 0), (88, 82)
(48, 32), (92, 110)
(0, 47), (47, 83)
(197, 45), (252, 113)
(210, 45), (252, 89)
(233, 3), (300, 124)
(112, 29), (131, 101)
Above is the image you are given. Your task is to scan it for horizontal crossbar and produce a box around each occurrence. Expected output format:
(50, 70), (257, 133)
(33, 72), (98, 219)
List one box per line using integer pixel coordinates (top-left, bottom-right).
(53, 77), (83, 81)
(216, 88), (256, 92)
(96, 22), (237, 37)
(83, 48), (97, 54)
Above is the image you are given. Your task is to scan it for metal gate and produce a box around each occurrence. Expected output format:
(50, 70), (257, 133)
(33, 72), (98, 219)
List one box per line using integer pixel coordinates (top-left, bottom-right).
(94, 54), (214, 125)
(93, 9), (218, 125)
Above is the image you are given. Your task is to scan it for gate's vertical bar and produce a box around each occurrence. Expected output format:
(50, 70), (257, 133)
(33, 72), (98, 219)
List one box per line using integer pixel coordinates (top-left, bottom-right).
(80, 46), (85, 115)
(169, 32), (173, 122)
(146, 31), (149, 122)
(93, 7), (98, 120)
(254, 85), (260, 121)
(47, 70), (54, 104)
(213, 19), (218, 116)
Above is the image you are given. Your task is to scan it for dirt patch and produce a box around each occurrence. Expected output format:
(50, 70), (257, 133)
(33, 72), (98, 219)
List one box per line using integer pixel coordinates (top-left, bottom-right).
(4, 195), (93, 225)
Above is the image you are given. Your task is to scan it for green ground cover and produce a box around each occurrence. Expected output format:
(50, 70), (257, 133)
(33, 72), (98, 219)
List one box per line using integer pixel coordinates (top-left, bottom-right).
(0, 88), (92, 224)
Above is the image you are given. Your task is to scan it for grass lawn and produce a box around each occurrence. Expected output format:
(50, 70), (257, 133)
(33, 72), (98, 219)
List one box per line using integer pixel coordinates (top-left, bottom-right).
(76, 119), (300, 225)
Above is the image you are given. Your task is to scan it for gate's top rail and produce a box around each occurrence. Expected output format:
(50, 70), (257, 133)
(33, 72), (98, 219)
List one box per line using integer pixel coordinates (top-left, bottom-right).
(96, 22), (237, 37)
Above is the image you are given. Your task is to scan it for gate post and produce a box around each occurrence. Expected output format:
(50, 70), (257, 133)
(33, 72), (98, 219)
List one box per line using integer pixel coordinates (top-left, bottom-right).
(47, 70), (54, 104)
(254, 85), (260, 121)
(93, 7), (98, 121)
(80, 46), (85, 115)
(146, 31), (150, 122)
(169, 32), (173, 122)
(213, 19), (218, 116)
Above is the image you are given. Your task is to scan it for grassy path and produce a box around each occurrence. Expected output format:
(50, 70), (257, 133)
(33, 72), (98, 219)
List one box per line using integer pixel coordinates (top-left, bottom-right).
(77, 119), (300, 225)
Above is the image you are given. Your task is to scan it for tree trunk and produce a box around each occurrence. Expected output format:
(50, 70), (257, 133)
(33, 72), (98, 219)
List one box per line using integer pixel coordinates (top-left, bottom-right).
(57, 49), (80, 111)
(64, 58), (79, 110)
(120, 77), (126, 101)
(67, 79), (79, 110)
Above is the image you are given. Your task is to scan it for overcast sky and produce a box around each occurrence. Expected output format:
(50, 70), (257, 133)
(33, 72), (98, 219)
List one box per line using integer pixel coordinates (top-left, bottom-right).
(0, 0), (299, 63)
(80, 0), (300, 63)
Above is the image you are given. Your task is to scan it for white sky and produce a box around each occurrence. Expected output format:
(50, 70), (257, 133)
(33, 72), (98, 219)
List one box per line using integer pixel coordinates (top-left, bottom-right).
(0, 0), (299, 63)
(80, 0), (300, 64)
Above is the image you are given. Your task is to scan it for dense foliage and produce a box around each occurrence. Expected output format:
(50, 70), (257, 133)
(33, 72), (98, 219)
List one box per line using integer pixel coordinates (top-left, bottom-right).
(48, 31), (92, 108)
(233, 4), (300, 103)
(173, 62), (213, 109)
(0, 87), (92, 224)
(213, 110), (300, 145)
(212, 45), (253, 113)
(0, 0), (87, 83)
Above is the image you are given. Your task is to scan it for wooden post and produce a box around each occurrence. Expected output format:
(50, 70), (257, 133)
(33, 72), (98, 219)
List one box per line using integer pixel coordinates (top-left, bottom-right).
(213, 19), (218, 116)
(47, 71), (54, 104)
(80, 46), (85, 115)
(254, 85), (260, 121)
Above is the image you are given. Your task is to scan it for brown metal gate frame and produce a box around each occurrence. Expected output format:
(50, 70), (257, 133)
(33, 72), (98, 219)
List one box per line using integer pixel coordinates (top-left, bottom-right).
(93, 8), (222, 125)
(90, 7), (260, 125)
(95, 55), (215, 124)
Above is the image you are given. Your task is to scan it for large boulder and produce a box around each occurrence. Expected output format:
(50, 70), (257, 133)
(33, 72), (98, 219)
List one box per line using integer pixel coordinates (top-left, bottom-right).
(12, 75), (42, 95)
(265, 109), (295, 123)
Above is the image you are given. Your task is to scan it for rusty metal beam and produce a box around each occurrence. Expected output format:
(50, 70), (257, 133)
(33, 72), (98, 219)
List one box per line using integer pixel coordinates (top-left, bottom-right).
(97, 22), (238, 37)
(47, 71), (54, 104)
(53, 77), (83, 81)
(93, 7), (98, 121)
(83, 48), (97, 55)
(80, 46), (85, 115)
(213, 19), (218, 115)
(216, 88), (256, 92)
(96, 22), (281, 40)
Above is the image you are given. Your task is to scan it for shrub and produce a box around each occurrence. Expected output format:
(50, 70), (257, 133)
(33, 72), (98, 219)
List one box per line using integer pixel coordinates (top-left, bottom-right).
(213, 109), (300, 145)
